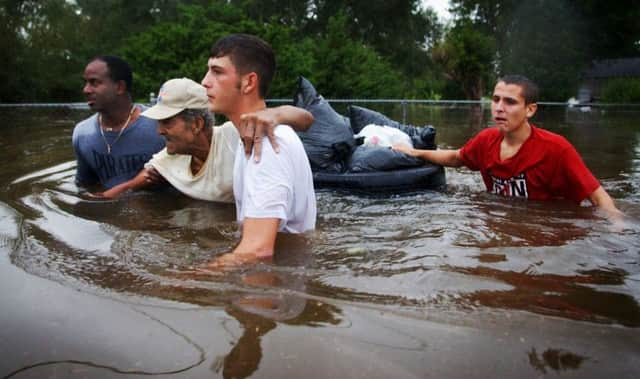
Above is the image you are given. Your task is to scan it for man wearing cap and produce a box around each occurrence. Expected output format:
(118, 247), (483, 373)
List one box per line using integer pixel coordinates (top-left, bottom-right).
(200, 34), (316, 266)
(97, 77), (313, 202)
(76, 55), (312, 193)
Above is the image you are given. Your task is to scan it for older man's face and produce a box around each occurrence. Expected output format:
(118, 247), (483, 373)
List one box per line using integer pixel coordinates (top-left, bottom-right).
(156, 115), (197, 155)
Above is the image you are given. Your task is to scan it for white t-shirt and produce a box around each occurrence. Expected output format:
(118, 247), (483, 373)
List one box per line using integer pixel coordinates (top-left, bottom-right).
(145, 122), (237, 203)
(233, 124), (316, 233)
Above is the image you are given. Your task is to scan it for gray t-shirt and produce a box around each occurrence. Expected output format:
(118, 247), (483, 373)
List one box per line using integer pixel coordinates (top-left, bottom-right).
(72, 106), (165, 188)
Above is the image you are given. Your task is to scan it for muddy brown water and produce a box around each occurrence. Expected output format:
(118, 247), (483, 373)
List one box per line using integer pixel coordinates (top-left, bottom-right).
(1, 105), (639, 378)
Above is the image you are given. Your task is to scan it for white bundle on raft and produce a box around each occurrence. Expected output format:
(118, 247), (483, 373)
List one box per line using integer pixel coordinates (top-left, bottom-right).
(354, 124), (413, 148)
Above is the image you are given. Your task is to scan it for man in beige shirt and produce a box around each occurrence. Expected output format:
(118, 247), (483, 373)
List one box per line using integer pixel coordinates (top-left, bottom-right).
(96, 77), (312, 201)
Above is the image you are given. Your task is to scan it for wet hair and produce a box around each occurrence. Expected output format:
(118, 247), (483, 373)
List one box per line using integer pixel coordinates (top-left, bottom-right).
(91, 55), (133, 95)
(179, 109), (214, 129)
(498, 75), (539, 104)
(209, 34), (275, 98)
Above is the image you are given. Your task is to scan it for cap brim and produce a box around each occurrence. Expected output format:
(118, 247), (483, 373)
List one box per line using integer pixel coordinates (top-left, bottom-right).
(140, 104), (183, 120)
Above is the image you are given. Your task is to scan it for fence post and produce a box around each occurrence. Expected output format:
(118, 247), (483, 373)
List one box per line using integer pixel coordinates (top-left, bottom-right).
(402, 100), (407, 124)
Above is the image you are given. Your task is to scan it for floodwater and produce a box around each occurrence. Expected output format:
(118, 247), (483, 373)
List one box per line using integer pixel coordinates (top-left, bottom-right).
(1, 104), (639, 378)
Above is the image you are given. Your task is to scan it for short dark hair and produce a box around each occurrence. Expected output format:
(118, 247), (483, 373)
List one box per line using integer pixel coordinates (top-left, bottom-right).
(498, 75), (539, 104)
(92, 55), (133, 95)
(209, 34), (275, 98)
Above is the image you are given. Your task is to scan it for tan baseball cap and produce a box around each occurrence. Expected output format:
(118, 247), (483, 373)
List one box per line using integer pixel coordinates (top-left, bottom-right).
(141, 78), (208, 120)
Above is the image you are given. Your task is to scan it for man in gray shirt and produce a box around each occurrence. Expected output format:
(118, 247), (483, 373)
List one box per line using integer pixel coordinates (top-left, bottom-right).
(73, 55), (164, 189)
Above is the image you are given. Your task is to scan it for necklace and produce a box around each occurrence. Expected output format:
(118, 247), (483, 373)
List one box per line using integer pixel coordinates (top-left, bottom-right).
(99, 105), (135, 154)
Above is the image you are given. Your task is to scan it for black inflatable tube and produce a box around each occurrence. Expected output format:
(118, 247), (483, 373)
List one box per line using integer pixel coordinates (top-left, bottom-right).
(313, 163), (446, 192)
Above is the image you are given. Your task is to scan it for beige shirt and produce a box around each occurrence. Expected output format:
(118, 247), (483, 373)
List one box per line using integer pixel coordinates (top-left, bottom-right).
(145, 122), (238, 203)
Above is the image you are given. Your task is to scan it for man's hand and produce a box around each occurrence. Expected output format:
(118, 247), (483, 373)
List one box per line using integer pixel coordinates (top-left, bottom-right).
(84, 191), (107, 199)
(94, 188), (121, 199)
(239, 110), (279, 162)
(84, 189), (118, 199)
(202, 252), (265, 272)
(83, 167), (162, 200)
(237, 105), (313, 162)
(588, 186), (624, 222)
(143, 167), (167, 185)
(391, 143), (415, 156)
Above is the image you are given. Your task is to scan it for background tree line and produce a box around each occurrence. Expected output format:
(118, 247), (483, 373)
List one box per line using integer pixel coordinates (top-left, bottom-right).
(1, 0), (639, 103)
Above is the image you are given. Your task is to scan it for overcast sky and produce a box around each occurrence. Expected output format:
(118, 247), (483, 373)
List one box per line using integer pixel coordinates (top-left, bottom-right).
(421, 0), (451, 21)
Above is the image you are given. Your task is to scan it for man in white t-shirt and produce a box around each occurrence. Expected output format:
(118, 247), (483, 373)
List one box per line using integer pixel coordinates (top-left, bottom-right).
(201, 34), (316, 266)
(96, 77), (313, 203)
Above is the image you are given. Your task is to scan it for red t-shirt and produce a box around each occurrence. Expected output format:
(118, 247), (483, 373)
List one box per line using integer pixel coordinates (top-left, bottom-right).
(459, 125), (600, 203)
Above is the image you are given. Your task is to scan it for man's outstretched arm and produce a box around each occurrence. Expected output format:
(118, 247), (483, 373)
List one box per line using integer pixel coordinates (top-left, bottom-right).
(202, 218), (280, 270)
(233, 218), (280, 258)
(588, 186), (624, 222)
(392, 145), (465, 167)
(92, 167), (163, 198)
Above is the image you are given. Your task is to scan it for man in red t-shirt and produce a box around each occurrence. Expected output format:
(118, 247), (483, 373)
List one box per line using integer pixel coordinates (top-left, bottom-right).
(393, 75), (622, 219)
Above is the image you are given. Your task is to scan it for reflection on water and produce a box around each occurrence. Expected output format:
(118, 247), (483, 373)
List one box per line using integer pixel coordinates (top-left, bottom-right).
(528, 347), (588, 373)
(451, 265), (640, 326)
(218, 306), (277, 378)
(1, 106), (640, 378)
(219, 285), (342, 378)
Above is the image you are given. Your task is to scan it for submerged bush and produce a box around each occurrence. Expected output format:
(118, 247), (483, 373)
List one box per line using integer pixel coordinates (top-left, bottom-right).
(601, 78), (640, 103)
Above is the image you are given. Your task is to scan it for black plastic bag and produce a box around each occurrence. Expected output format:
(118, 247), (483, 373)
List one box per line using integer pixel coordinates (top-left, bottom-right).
(347, 145), (425, 173)
(293, 77), (355, 172)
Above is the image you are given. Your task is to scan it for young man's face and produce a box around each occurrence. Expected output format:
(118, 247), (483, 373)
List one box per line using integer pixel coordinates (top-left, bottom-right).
(491, 81), (537, 134)
(201, 55), (242, 116)
(157, 115), (197, 155)
(82, 60), (120, 112)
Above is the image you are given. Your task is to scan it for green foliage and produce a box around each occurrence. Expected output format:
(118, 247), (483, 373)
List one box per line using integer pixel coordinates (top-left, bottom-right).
(601, 78), (640, 103)
(120, 5), (407, 100)
(228, 0), (311, 29)
(433, 22), (496, 99)
(119, 3), (314, 100)
(305, 12), (404, 98)
(448, 0), (640, 101)
(229, 0), (444, 97)
(499, 1), (588, 101)
(74, 0), (214, 54)
(574, 0), (640, 59)
(449, 0), (516, 48)
(118, 3), (238, 100)
(0, 0), (86, 101)
(1, 0), (639, 102)
(308, 0), (443, 90)
(258, 18), (316, 98)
